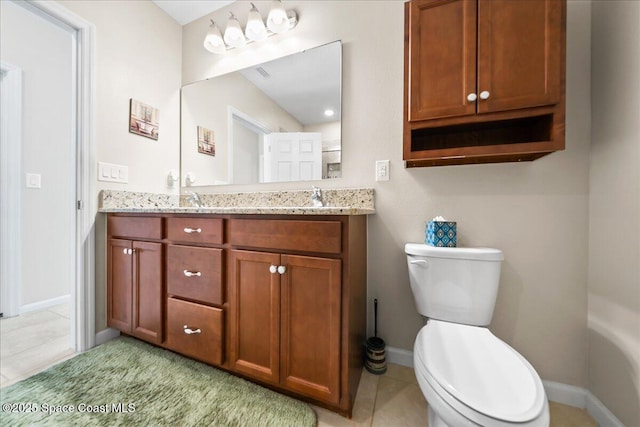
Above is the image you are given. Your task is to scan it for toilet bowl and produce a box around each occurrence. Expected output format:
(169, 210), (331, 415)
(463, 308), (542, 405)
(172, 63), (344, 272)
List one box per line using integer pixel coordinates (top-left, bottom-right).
(405, 243), (549, 427)
(414, 320), (549, 427)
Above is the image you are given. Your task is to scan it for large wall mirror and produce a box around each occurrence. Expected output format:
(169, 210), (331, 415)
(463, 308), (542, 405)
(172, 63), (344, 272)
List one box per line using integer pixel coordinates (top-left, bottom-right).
(181, 41), (342, 187)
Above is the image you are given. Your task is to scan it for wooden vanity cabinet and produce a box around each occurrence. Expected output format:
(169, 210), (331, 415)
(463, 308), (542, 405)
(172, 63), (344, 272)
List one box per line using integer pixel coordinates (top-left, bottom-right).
(107, 216), (163, 344)
(404, 0), (567, 166)
(228, 216), (366, 415)
(106, 213), (367, 417)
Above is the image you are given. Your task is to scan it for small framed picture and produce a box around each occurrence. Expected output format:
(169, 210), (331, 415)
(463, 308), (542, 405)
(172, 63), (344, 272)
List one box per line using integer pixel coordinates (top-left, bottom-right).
(197, 126), (215, 156)
(129, 99), (159, 140)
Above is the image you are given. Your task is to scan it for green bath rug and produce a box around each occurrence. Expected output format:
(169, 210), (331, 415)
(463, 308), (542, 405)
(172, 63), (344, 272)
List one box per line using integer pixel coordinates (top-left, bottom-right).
(0, 336), (316, 426)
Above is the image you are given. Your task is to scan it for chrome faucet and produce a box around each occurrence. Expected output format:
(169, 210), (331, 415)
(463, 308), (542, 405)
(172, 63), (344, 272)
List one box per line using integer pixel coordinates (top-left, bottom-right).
(185, 191), (203, 207)
(311, 186), (324, 207)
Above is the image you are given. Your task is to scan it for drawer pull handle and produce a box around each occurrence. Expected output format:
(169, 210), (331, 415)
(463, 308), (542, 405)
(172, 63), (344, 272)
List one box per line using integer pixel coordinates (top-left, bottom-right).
(183, 325), (201, 335)
(183, 227), (202, 234)
(183, 270), (202, 277)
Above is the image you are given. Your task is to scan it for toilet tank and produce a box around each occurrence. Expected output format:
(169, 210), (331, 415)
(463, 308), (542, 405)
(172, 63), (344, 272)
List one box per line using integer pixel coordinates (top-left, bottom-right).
(405, 243), (504, 326)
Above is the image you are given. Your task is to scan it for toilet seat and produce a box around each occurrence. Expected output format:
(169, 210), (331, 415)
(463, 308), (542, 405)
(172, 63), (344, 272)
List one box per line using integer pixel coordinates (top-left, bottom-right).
(414, 320), (546, 424)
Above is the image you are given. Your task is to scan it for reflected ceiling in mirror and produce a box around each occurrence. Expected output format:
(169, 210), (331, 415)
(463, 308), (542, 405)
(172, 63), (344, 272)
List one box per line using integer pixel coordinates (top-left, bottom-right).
(181, 41), (342, 187)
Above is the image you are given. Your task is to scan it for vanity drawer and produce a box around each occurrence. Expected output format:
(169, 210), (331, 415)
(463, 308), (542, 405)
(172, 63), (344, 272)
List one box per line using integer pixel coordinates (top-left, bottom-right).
(166, 298), (224, 366)
(229, 219), (342, 254)
(108, 216), (162, 240)
(167, 245), (223, 305)
(166, 217), (223, 245)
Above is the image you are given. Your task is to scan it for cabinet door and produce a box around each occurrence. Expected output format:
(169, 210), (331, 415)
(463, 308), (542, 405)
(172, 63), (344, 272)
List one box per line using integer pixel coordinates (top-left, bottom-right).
(407, 0), (477, 121)
(131, 241), (163, 344)
(229, 250), (281, 384)
(280, 255), (342, 404)
(107, 239), (132, 333)
(477, 0), (562, 113)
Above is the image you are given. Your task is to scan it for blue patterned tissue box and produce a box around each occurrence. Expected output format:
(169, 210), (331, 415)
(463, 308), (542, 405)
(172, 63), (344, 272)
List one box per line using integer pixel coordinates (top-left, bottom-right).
(426, 221), (457, 247)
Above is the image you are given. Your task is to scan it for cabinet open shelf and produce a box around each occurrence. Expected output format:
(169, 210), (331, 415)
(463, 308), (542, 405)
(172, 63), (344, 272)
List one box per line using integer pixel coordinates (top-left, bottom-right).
(410, 114), (553, 152)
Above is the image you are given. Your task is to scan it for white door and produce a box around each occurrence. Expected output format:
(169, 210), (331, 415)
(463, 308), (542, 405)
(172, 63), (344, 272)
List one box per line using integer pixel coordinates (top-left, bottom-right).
(264, 132), (322, 182)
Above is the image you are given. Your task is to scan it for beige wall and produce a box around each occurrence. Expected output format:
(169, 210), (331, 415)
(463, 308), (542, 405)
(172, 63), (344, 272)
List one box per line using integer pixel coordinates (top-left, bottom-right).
(589, 1), (640, 426)
(182, 1), (592, 388)
(59, 0), (182, 331)
(60, 0), (182, 196)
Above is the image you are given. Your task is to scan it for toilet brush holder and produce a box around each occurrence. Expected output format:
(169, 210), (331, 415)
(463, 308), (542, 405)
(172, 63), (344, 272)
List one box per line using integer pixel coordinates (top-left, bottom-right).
(365, 298), (387, 374)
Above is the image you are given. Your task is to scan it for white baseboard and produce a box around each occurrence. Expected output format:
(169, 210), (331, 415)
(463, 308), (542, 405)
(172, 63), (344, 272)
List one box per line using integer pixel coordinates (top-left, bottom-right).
(585, 391), (626, 427)
(388, 348), (624, 427)
(543, 380), (588, 408)
(94, 328), (120, 346)
(386, 346), (414, 368)
(543, 380), (625, 427)
(20, 294), (70, 314)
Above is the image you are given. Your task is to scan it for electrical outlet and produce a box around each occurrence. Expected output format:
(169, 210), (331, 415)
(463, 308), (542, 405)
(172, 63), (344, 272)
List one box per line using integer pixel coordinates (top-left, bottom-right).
(375, 160), (390, 181)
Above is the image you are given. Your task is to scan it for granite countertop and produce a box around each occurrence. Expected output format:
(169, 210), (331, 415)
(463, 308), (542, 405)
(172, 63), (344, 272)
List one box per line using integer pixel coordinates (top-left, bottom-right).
(98, 189), (376, 216)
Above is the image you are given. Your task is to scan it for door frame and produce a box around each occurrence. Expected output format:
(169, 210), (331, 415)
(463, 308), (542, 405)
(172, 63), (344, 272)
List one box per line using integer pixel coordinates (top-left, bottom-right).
(227, 106), (271, 184)
(0, 62), (22, 319)
(15, 0), (96, 352)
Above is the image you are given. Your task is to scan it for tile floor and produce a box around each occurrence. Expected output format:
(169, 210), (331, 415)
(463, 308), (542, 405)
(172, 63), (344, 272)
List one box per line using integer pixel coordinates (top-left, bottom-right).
(0, 304), (75, 388)
(313, 364), (598, 427)
(0, 310), (598, 427)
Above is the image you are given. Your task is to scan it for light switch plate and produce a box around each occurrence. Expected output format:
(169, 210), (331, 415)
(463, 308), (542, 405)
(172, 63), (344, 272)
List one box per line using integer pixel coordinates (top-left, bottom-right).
(98, 162), (128, 183)
(26, 173), (41, 188)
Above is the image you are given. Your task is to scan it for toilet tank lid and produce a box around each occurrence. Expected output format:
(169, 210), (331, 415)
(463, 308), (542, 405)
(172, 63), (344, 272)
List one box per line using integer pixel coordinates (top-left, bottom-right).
(405, 243), (504, 261)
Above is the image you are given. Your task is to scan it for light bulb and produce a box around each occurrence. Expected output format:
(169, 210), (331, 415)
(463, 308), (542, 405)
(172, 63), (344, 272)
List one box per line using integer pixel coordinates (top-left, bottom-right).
(267, 0), (289, 34)
(203, 21), (226, 54)
(245, 3), (267, 42)
(224, 12), (246, 48)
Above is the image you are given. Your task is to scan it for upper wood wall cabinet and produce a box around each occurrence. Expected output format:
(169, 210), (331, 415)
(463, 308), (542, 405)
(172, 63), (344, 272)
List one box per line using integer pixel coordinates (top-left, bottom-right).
(404, 0), (567, 167)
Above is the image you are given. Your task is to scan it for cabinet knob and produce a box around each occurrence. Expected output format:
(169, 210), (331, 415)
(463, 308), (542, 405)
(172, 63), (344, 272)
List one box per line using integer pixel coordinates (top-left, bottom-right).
(466, 93), (477, 102)
(479, 90), (490, 100)
(269, 265), (278, 274)
(123, 248), (128, 255)
(183, 325), (201, 335)
(183, 270), (202, 277)
(277, 265), (286, 275)
(183, 227), (202, 234)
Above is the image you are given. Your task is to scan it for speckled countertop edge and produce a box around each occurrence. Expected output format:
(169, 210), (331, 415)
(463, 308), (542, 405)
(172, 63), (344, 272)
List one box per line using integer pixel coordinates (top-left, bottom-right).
(99, 189), (375, 215)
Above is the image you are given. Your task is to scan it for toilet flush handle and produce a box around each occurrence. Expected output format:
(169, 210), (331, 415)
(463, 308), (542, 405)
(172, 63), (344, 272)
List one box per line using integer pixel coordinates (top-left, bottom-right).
(410, 259), (429, 268)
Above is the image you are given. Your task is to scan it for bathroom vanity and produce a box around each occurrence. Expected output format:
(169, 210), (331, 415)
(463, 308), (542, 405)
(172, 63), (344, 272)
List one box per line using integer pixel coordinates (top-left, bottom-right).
(103, 190), (373, 416)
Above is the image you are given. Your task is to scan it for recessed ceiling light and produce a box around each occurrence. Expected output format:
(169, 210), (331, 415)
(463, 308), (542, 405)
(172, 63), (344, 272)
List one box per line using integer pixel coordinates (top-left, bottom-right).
(324, 109), (335, 117)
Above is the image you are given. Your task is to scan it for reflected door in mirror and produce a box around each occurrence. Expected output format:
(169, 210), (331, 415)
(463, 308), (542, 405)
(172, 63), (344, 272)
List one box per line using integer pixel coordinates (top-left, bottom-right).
(264, 132), (322, 183)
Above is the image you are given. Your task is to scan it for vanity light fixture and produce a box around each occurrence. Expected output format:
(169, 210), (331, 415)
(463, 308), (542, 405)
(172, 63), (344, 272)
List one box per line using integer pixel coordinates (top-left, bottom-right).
(203, 21), (226, 54)
(223, 12), (246, 48)
(266, 0), (289, 33)
(245, 3), (267, 42)
(203, 0), (298, 54)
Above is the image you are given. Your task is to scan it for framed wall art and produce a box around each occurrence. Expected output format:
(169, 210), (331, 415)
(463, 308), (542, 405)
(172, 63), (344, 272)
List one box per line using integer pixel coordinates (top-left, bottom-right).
(129, 99), (159, 140)
(197, 126), (215, 156)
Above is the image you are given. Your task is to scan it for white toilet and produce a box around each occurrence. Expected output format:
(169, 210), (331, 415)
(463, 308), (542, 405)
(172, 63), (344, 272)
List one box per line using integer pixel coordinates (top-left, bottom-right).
(405, 243), (549, 427)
